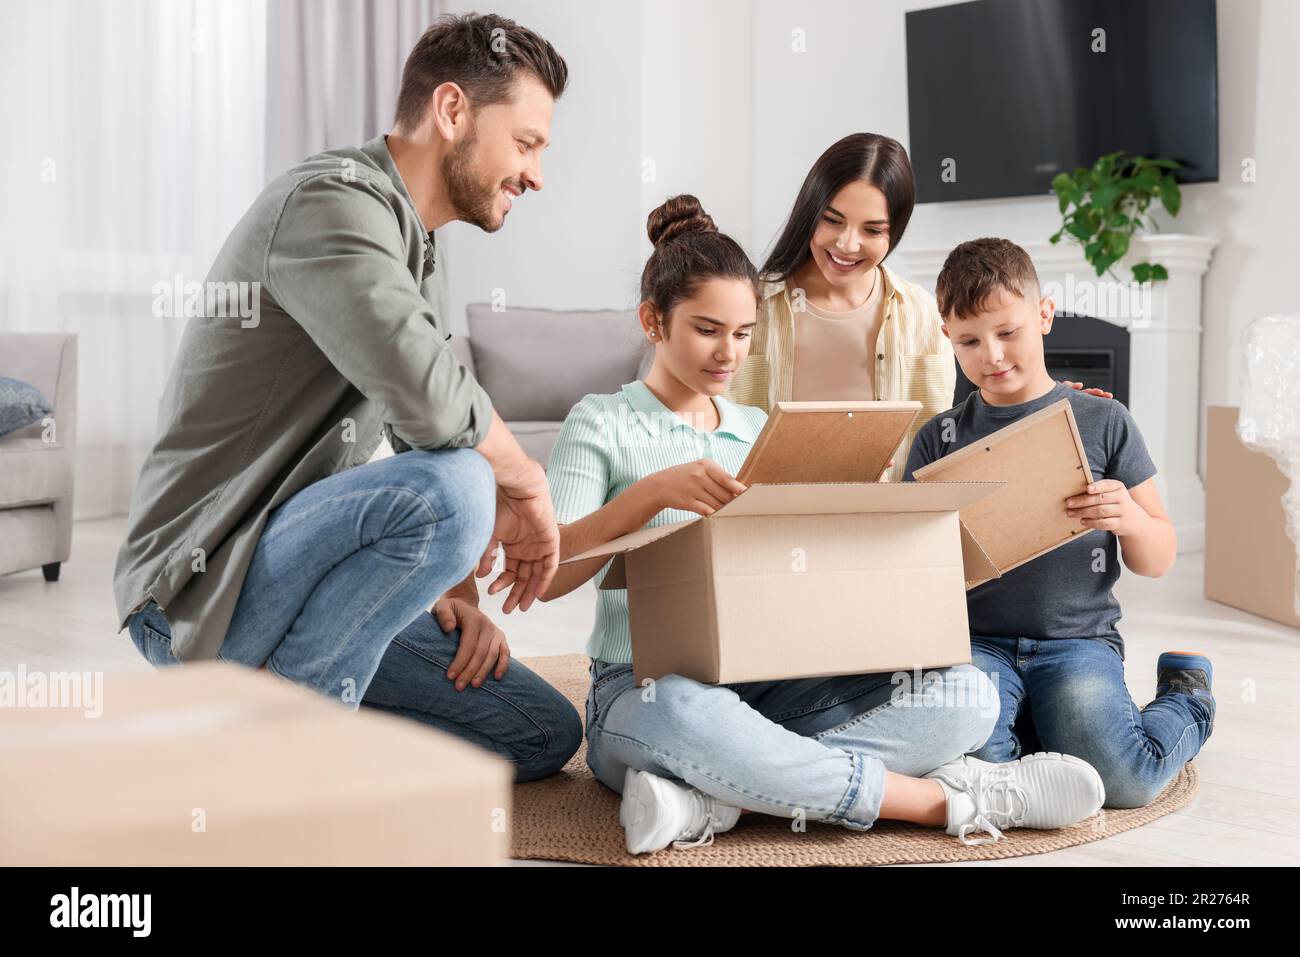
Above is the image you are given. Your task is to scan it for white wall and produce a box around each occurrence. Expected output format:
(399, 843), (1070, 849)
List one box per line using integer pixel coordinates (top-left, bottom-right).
(750, 0), (918, 262)
(440, 0), (1294, 481)
(1183, 0), (1298, 418)
(639, 0), (755, 262)
(751, 0), (1299, 479)
(439, 0), (759, 331)
(439, 0), (646, 329)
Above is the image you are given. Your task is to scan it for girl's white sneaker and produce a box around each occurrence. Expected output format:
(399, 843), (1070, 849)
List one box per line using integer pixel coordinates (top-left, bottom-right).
(619, 768), (742, 855)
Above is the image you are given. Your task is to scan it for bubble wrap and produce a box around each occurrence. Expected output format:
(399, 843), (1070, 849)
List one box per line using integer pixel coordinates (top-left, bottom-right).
(1238, 315), (1300, 615)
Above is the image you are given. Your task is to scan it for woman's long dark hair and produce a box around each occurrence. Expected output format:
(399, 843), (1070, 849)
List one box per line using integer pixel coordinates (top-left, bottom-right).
(760, 133), (916, 282)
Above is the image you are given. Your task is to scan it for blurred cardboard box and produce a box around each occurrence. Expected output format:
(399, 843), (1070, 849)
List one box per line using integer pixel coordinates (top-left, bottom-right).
(0, 662), (512, 865)
(1205, 405), (1300, 630)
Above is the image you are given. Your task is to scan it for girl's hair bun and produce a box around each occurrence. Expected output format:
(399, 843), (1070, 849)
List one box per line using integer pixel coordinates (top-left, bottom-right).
(646, 194), (717, 248)
(638, 194), (758, 328)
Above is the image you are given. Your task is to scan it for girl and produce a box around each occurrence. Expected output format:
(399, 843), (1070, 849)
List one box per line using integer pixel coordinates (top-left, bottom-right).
(538, 195), (1106, 855)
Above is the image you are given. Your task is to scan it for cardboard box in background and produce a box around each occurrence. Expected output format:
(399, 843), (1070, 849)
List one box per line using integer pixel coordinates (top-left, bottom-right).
(0, 662), (512, 865)
(1205, 405), (1300, 630)
(567, 481), (1002, 685)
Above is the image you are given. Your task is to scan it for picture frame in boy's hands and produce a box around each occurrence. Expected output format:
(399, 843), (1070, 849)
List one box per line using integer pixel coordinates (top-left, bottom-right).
(736, 400), (921, 486)
(912, 398), (1093, 578)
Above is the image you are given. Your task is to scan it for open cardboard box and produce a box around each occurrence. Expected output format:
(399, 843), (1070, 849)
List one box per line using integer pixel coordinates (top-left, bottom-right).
(563, 401), (1004, 684)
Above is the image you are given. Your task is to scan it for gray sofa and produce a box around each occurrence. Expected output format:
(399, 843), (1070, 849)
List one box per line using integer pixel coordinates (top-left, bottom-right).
(452, 304), (652, 467)
(0, 333), (77, 580)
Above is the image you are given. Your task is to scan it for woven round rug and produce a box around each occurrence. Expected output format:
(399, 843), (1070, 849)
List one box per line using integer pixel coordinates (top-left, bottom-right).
(510, 655), (1199, 866)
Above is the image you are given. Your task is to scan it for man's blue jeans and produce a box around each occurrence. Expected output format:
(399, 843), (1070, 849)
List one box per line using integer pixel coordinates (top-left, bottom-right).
(126, 448), (582, 782)
(968, 636), (1214, 808)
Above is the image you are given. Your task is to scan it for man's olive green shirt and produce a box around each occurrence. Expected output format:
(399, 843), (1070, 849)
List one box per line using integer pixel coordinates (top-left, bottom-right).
(113, 135), (494, 661)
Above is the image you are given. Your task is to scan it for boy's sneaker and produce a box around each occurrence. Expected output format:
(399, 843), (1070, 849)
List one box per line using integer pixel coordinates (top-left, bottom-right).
(1156, 650), (1216, 724)
(619, 768), (742, 855)
(925, 752), (1106, 846)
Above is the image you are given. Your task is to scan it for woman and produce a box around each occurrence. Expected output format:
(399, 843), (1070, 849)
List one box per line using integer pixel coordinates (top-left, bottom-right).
(535, 194), (1105, 855)
(730, 133), (1107, 479)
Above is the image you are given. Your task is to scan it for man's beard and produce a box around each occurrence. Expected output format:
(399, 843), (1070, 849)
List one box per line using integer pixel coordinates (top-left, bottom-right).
(441, 123), (503, 233)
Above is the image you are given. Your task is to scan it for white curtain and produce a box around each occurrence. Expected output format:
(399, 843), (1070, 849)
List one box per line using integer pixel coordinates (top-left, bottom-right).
(0, 0), (443, 519)
(265, 0), (444, 180)
(0, 0), (268, 519)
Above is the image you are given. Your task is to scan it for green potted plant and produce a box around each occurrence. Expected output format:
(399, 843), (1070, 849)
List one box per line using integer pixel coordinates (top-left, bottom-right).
(1049, 151), (1183, 283)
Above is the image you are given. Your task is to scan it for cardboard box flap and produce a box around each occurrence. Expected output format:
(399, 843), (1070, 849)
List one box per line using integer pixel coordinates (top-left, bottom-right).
(710, 480), (1006, 518)
(960, 521), (1001, 586)
(560, 518), (702, 589)
(737, 400), (922, 485)
(562, 517), (700, 566)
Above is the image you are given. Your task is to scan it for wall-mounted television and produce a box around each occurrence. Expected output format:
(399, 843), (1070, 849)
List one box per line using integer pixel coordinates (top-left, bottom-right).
(905, 0), (1219, 204)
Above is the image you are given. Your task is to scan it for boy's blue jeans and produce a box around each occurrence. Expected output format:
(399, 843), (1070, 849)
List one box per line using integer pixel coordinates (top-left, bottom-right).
(968, 636), (1214, 808)
(126, 448), (582, 783)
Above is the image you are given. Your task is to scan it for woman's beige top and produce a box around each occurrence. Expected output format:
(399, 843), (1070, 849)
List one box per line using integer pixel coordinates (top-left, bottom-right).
(791, 267), (887, 401)
(727, 260), (956, 481)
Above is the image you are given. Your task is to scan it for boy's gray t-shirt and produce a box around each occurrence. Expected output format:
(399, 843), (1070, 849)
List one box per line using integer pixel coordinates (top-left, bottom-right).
(904, 383), (1158, 659)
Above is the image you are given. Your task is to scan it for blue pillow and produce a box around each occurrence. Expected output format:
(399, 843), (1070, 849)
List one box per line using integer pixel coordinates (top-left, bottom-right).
(0, 376), (53, 438)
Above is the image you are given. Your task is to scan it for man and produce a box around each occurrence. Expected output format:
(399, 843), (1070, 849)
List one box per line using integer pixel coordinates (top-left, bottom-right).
(113, 14), (581, 781)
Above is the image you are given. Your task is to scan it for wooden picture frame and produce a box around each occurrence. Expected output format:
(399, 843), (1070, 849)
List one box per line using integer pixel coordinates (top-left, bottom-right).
(912, 398), (1093, 578)
(736, 400), (922, 486)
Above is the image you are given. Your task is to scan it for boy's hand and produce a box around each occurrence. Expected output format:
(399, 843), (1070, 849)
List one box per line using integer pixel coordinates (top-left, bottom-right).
(1061, 380), (1114, 399)
(1066, 480), (1144, 535)
(646, 459), (746, 515)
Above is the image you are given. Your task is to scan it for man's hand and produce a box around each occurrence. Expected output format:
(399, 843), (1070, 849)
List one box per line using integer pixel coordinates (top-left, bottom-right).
(433, 597), (509, 691)
(1066, 479), (1145, 536)
(1061, 380), (1114, 399)
(442, 571), (479, 607)
(477, 459), (559, 614)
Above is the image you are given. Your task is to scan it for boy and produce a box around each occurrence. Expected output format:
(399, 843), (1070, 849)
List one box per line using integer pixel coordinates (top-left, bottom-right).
(904, 238), (1215, 808)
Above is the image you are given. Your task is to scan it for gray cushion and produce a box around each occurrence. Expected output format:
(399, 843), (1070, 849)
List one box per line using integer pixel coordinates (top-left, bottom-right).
(466, 304), (646, 421)
(503, 421), (564, 468)
(0, 376), (52, 438)
(447, 334), (475, 378)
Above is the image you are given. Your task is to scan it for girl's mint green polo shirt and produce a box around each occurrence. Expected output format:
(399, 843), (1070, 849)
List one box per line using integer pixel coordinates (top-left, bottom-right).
(546, 380), (768, 664)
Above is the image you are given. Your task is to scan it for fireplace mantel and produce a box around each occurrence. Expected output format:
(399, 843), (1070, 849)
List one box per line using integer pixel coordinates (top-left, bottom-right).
(897, 234), (1218, 553)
